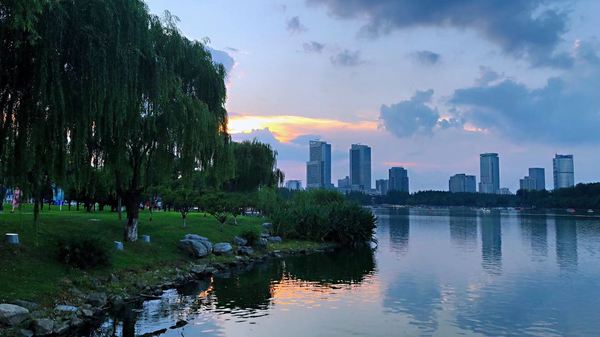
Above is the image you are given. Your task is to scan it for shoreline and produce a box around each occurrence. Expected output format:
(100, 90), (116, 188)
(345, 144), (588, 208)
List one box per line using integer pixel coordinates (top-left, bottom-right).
(1, 243), (336, 337)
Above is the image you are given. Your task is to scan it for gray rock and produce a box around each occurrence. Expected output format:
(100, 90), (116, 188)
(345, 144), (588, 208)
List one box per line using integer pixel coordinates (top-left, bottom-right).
(69, 317), (84, 328)
(86, 292), (107, 307)
(81, 309), (94, 318)
(32, 319), (54, 336)
(184, 234), (209, 241)
(261, 222), (272, 229)
(237, 246), (255, 256)
(11, 301), (38, 312)
(268, 236), (282, 243)
(233, 236), (248, 246)
(178, 239), (210, 258)
(53, 321), (70, 335)
(19, 329), (34, 337)
(54, 305), (78, 313)
(190, 264), (207, 275)
(0, 304), (30, 326)
(260, 232), (270, 238)
(213, 242), (233, 255)
(257, 238), (268, 247)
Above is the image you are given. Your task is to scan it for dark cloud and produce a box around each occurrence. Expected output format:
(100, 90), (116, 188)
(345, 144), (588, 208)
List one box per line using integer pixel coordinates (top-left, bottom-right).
(330, 49), (365, 66)
(287, 16), (308, 34)
(379, 90), (444, 138)
(411, 50), (441, 65)
(231, 128), (305, 161)
(207, 47), (235, 73)
(303, 41), (326, 53)
(307, 0), (572, 67)
(475, 66), (503, 86)
(450, 55), (600, 144)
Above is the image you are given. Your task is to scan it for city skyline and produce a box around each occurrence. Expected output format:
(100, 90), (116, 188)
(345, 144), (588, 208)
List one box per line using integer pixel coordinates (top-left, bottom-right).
(144, 1), (600, 192)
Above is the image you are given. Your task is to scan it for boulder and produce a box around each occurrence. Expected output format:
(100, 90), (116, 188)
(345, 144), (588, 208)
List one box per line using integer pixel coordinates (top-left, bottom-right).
(54, 305), (78, 313)
(32, 319), (54, 336)
(261, 222), (272, 230)
(257, 238), (268, 248)
(11, 301), (38, 312)
(19, 329), (34, 337)
(178, 235), (213, 258)
(237, 246), (254, 256)
(213, 243), (233, 255)
(53, 321), (70, 335)
(0, 304), (30, 326)
(233, 236), (248, 246)
(267, 236), (282, 243)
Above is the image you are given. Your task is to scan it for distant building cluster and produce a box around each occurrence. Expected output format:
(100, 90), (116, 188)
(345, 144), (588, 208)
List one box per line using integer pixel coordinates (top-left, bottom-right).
(283, 141), (576, 195)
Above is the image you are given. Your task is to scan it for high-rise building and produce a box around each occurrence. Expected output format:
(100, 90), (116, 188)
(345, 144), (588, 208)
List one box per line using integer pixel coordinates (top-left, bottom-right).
(389, 167), (409, 193)
(479, 153), (500, 194)
(449, 174), (477, 193)
(553, 154), (574, 190)
(520, 168), (545, 191)
(338, 176), (350, 189)
(349, 144), (371, 190)
(285, 180), (302, 190)
(306, 140), (332, 189)
(376, 179), (389, 195)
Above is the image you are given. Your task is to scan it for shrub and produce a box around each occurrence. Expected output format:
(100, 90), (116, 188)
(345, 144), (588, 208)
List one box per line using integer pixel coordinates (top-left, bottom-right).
(240, 229), (260, 246)
(270, 190), (376, 246)
(57, 237), (111, 269)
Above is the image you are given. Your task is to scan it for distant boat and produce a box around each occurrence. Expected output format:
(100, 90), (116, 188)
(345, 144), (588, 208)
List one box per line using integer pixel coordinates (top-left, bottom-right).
(566, 208), (576, 213)
(481, 208), (492, 214)
(588, 209), (595, 214)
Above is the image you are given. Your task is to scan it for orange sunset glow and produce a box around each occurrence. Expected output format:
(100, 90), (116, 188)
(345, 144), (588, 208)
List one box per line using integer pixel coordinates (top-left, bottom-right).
(228, 115), (378, 143)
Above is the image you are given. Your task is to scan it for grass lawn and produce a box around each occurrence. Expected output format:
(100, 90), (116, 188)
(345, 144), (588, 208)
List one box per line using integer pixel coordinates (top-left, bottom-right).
(0, 204), (286, 304)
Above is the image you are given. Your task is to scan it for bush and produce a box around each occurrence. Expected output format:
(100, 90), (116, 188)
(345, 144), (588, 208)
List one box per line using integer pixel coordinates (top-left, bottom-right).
(270, 190), (376, 246)
(240, 229), (260, 246)
(57, 237), (111, 269)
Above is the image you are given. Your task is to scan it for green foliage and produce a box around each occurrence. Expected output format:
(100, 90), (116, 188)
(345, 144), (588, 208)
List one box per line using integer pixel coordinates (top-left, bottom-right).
(57, 237), (111, 269)
(240, 229), (260, 246)
(227, 140), (282, 191)
(269, 190), (376, 246)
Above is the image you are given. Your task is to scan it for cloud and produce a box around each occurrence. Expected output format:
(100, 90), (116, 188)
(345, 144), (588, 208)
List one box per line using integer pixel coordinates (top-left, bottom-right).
(287, 16), (308, 34)
(207, 47), (235, 74)
(330, 49), (365, 66)
(303, 41), (326, 53)
(379, 90), (442, 138)
(307, 0), (572, 67)
(411, 50), (441, 66)
(449, 50), (600, 144)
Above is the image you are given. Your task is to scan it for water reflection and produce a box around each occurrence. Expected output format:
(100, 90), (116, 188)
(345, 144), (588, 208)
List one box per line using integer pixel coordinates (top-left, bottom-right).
(519, 214), (548, 259)
(449, 208), (478, 251)
(386, 207), (410, 254)
(480, 211), (502, 274)
(555, 216), (578, 271)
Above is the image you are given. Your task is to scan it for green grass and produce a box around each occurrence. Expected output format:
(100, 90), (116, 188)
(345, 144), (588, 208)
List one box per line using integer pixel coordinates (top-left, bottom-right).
(0, 204), (289, 304)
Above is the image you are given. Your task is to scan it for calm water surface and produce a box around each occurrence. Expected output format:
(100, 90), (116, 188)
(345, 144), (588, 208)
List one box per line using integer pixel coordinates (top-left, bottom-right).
(92, 207), (600, 337)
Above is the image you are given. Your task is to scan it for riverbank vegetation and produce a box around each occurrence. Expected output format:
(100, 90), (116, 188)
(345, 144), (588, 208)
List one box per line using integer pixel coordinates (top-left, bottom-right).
(343, 183), (600, 210)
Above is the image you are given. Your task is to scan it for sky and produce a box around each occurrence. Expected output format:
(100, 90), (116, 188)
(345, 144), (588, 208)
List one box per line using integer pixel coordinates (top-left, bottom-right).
(145, 0), (600, 192)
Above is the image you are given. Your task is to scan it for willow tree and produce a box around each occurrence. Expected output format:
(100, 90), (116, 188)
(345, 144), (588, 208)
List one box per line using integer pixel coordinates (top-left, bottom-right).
(226, 140), (284, 191)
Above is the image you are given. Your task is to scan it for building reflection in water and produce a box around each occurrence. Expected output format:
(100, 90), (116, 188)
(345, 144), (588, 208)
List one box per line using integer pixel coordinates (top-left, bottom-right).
(449, 208), (478, 251)
(387, 207), (410, 255)
(480, 210), (502, 274)
(555, 216), (578, 271)
(519, 214), (548, 259)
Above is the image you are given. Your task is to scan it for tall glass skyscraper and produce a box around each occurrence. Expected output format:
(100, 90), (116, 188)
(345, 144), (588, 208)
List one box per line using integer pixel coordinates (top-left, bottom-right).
(306, 140), (331, 189)
(449, 174), (476, 193)
(389, 167), (409, 193)
(520, 168), (545, 191)
(553, 154), (574, 190)
(479, 153), (500, 194)
(350, 144), (371, 191)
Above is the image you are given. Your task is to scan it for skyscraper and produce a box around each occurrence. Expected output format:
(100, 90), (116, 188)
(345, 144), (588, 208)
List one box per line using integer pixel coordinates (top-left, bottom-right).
(306, 140), (331, 189)
(376, 179), (389, 195)
(449, 174), (476, 193)
(389, 167), (409, 193)
(520, 168), (545, 191)
(285, 180), (302, 190)
(350, 144), (371, 190)
(479, 153), (500, 194)
(553, 154), (574, 189)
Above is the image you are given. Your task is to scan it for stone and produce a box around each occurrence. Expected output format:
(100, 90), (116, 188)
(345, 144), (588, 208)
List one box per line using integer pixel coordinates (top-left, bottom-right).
(260, 232), (270, 238)
(261, 222), (272, 230)
(86, 292), (107, 307)
(169, 320), (188, 329)
(213, 242), (233, 255)
(190, 264), (207, 275)
(19, 329), (34, 337)
(267, 236), (282, 243)
(81, 309), (94, 318)
(0, 304), (30, 326)
(233, 236), (248, 246)
(54, 305), (78, 313)
(184, 234), (209, 241)
(237, 246), (255, 256)
(257, 238), (268, 247)
(178, 234), (213, 258)
(69, 317), (84, 328)
(113, 241), (124, 251)
(11, 301), (38, 312)
(5, 233), (19, 245)
(32, 319), (54, 336)
(53, 321), (70, 335)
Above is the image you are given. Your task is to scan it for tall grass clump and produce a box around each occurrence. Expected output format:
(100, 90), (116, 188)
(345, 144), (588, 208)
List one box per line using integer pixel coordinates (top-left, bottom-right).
(268, 189), (376, 246)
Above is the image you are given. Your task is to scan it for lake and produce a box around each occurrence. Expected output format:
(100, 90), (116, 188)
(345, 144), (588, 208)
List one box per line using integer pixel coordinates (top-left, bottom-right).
(91, 207), (600, 337)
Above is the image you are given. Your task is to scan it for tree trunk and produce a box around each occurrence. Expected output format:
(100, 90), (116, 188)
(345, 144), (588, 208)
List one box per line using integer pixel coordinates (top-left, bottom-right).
(181, 212), (187, 228)
(123, 191), (140, 242)
(117, 196), (122, 221)
(76, 201), (80, 211)
(33, 199), (40, 247)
